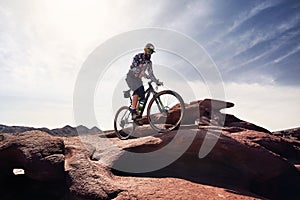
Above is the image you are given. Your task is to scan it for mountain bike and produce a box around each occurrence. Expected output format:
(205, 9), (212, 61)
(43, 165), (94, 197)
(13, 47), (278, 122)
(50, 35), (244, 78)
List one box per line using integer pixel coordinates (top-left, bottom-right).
(114, 81), (185, 140)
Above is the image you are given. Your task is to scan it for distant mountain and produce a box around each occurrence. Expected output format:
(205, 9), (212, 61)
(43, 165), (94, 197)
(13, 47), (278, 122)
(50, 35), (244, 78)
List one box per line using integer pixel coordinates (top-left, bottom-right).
(75, 125), (101, 134)
(0, 124), (102, 136)
(0, 124), (51, 134)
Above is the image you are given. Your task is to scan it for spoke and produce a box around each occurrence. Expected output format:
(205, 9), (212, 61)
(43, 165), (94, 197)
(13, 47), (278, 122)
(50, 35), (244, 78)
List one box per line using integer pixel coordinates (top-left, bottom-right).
(114, 107), (136, 139)
(148, 91), (184, 132)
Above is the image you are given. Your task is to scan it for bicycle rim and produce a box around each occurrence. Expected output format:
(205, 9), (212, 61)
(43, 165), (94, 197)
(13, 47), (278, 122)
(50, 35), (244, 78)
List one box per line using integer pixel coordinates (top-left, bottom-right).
(114, 106), (136, 139)
(147, 90), (185, 132)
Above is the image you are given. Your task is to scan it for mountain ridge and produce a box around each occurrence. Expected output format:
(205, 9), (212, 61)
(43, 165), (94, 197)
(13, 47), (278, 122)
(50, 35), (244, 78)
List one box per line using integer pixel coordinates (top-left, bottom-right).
(0, 124), (101, 136)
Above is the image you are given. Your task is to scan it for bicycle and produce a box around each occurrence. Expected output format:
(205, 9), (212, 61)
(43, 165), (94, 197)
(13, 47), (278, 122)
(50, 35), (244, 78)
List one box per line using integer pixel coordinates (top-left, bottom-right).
(114, 81), (185, 139)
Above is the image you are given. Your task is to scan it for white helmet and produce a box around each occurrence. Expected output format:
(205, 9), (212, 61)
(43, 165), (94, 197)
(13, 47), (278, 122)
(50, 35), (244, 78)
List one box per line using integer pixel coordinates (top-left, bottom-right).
(145, 43), (155, 53)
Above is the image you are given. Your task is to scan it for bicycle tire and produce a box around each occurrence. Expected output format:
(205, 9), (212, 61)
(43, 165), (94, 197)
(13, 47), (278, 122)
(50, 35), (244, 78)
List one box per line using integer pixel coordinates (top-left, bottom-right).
(114, 106), (136, 139)
(147, 90), (185, 132)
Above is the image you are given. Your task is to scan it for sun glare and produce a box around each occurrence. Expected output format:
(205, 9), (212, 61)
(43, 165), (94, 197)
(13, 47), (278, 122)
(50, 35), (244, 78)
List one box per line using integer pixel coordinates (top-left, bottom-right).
(32, 1), (119, 43)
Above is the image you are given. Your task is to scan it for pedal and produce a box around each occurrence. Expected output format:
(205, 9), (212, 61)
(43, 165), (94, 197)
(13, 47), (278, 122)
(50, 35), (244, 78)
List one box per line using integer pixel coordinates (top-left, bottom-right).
(135, 119), (144, 126)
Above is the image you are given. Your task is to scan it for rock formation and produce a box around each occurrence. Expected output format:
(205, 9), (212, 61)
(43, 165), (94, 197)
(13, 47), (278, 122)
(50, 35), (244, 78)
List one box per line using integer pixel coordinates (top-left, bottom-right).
(142, 99), (270, 134)
(97, 128), (300, 199)
(0, 131), (67, 199)
(0, 99), (299, 199)
(273, 127), (300, 140)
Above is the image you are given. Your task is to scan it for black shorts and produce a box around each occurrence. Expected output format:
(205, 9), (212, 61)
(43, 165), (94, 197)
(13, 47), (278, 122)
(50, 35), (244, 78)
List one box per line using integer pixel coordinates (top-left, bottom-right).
(126, 72), (145, 100)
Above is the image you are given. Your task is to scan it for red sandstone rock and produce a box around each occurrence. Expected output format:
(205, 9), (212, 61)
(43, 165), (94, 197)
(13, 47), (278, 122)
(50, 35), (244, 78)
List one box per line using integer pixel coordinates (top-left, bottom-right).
(0, 131), (67, 199)
(273, 127), (300, 140)
(142, 98), (270, 134)
(1, 127), (299, 199)
(101, 127), (300, 199)
(0, 131), (65, 182)
(64, 136), (121, 199)
(1, 98), (299, 199)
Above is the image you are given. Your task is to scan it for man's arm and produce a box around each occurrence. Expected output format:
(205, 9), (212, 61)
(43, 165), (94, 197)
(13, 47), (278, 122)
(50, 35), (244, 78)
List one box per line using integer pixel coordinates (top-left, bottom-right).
(145, 61), (159, 83)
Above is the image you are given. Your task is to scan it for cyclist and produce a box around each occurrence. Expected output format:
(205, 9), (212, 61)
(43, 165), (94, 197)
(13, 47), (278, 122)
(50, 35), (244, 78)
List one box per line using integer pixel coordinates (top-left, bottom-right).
(126, 43), (163, 120)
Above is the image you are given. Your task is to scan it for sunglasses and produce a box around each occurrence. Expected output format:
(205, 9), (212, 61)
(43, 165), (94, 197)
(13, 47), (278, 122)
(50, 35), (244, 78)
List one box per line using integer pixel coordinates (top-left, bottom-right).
(146, 48), (154, 54)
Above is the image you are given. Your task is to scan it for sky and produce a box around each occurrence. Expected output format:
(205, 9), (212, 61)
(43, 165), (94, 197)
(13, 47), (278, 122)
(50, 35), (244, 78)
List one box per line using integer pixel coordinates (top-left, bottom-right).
(0, 0), (300, 131)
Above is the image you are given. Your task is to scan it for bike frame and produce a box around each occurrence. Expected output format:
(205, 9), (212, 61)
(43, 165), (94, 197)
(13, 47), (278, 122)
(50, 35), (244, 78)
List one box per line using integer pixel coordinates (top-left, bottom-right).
(129, 81), (164, 117)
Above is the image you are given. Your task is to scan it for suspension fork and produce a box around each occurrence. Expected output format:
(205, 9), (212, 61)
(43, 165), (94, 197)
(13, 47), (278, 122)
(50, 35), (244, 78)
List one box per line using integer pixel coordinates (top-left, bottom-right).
(154, 95), (165, 113)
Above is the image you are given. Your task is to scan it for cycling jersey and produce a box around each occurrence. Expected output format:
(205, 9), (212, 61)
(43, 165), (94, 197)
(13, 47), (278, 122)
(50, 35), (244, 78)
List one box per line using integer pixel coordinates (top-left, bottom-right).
(128, 53), (158, 83)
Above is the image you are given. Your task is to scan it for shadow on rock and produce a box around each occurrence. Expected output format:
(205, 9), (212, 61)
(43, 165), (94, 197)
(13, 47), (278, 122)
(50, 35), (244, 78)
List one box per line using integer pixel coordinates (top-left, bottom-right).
(0, 131), (69, 199)
(111, 129), (300, 200)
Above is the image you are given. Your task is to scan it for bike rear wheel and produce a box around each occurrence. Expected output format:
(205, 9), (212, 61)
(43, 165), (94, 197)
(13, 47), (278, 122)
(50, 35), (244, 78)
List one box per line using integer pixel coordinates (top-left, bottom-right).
(114, 106), (136, 139)
(147, 90), (185, 132)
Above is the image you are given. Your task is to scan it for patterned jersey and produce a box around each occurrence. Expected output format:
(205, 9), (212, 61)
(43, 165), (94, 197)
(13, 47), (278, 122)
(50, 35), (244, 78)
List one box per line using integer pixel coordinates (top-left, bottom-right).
(129, 53), (158, 83)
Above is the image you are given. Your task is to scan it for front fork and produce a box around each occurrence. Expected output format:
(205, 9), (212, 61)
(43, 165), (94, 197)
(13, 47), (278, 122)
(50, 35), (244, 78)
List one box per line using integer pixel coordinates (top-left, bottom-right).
(154, 96), (166, 114)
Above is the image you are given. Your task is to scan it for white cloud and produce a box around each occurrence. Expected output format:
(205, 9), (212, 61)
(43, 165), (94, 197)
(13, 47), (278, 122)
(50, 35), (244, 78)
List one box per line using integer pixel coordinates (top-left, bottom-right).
(0, 0), (185, 128)
(230, 1), (279, 32)
(0, 0), (299, 131)
(218, 12), (300, 72)
(274, 44), (300, 63)
(163, 1), (213, 35)
(224, 83), (300, 131)
(207, 0), (280, 49)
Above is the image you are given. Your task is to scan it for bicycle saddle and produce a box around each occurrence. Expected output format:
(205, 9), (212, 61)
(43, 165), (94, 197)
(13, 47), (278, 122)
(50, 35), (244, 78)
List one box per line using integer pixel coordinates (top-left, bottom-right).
(123, 90), (131, 98)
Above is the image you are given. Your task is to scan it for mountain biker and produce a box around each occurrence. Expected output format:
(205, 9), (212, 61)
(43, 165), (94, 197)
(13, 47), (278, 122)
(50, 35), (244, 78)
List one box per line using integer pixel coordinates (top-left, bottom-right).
(125, 43), (163, 120)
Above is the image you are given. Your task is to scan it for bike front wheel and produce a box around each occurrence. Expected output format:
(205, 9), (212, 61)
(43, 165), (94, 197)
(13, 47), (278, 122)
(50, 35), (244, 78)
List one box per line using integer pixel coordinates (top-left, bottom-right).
(147, 90), (185, 132)
(114, 106), (136, 139)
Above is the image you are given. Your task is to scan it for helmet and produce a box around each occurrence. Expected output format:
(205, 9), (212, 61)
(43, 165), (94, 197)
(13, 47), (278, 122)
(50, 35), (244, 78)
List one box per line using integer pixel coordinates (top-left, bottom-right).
(145, 43), (155, 53)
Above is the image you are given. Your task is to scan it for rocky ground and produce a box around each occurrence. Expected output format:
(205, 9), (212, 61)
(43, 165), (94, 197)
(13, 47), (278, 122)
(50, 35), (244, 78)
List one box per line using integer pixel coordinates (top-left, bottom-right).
(273, 128), (300, 140)
(0, 99), (299, 199)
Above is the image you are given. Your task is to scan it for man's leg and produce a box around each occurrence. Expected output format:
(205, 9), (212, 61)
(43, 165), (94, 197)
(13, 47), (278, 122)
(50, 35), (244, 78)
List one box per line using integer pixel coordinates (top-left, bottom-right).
(126, 74), (143, 120)
(130, 93), (138, 120)
(132, 94), (139, 110)
(135, 86), (145, 117)
(132, 85), (145, 120)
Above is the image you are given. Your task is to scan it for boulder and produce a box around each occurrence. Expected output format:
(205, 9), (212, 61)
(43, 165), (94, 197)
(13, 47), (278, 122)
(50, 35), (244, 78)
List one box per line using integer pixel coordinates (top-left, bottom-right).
(0, 131), (67, 199)
(64, 136), (122, 200)
(0, 131), (65, 181)
(0, 130), (120, 200)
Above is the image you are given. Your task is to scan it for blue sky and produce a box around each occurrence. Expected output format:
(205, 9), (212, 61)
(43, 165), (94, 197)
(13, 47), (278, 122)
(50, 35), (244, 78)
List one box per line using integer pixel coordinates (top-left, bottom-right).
(207, 0), (300, 85)
(0, 0), (299, 131)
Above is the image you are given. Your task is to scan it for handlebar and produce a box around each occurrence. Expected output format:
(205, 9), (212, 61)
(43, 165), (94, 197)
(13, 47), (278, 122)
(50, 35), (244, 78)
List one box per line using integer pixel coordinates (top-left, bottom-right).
(148, 80), (163, 86)
(148, 79), (163, 84)
(148, 80), (164, 91)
